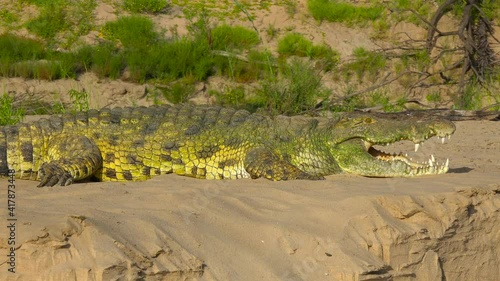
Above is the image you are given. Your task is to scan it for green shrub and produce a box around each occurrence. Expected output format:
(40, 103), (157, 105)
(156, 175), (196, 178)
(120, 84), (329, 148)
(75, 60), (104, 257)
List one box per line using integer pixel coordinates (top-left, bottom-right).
(210, 25), (260, 50)
(0, 93), (24, 125)
(426, 92), (442, 103)
(69, 45), (94, 73)
(456, 84), (483, 110)
(0, 33), (46, 61)
(400, 50), (431, 71)
(209, 86), (246, 107)
(156, 38), (212, 81)
(32, 60), (63, 80)
(278, 33), (340, 70)
(307, 0), (383, 24)
(344, 47), (386, 81)
(68, 0), (97, 37)
(330, 89), (365, 112)
(368, 91), (406, 112)
(392, 0), (432, 24)
(102, 15), (158, 49)
(258, 59), (329, 115)
(160, 78), (196, 103)
(123, 0), (168, 13)
(0, 9), (19, 24)
(91, 43), (125, 79)
(278, 33), (313, 57)
(0, 34), (49, 77)
(213, 49), (276, 82)
(26, 1), (69, 40)
(68, 89), (89, 112)
(125, 37), (213, 82)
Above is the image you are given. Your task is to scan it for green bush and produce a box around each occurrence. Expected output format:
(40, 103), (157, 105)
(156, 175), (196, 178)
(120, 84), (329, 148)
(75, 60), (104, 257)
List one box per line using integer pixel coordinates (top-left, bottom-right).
(213, 49), (276, 82)
(68, 89), (89, 112)
(102, 15), (158, 49)
(161, 78), (196, 103)
(0, 9), (19, 24)
(31, 60), (63, 80)
(0, 34), (48, 77)
(258, 59), (329, 115)
(368, 91), (406, 112)
(307, 0), (383, 24)
(310, 44), (340, 71)
(426, 92), (442, 103)
(26, 1), (69, 40)
(277, 33), (339, 70)
(68, 0), (97, 37)
(0, 34), (46, 61)
(124, 37), (213, 82)
(151, 38), (212, 80)
(209, 86), (246, 107)
(210, 25), (260, 50)
(123, 0), (168, 13)
(392, 0), (432, 24)
(456, 84), (483, 110)
(70, 45), (94, 73)
(0, 94), (24, 125)
(344, 47), (386, 81)
(277, 33), (313, 57)
(91, 43), (125, 79)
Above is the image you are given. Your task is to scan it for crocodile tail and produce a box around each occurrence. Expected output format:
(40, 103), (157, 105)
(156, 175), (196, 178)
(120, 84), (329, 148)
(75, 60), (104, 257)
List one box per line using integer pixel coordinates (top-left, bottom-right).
(0, 117), (66, 180)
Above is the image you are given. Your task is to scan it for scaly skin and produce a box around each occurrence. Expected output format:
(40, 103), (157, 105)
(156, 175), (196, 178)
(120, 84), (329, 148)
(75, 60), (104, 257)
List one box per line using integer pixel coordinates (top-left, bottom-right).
(0, 104), (455, 186)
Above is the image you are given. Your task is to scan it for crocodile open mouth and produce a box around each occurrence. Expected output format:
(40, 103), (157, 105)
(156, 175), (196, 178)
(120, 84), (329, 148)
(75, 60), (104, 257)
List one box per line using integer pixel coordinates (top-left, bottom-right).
(362, 134), (452, 175)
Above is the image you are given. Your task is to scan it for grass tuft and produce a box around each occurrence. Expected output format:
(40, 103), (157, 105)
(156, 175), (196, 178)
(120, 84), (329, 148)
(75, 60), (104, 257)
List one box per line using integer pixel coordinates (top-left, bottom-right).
(344, 47), (386, 81)
(209, 85), (246, 107)
(26, 0), (69, 40)
(307, 0), (384, 24)
(90, 43), (125, 79)
(278, 33), (340, 70)
(123, 0), (169, 14)
(0, 93), (24, 125)
(210, 25), (260, 50)
(101, 15), (158, 50)
(257, 59), (329, 115)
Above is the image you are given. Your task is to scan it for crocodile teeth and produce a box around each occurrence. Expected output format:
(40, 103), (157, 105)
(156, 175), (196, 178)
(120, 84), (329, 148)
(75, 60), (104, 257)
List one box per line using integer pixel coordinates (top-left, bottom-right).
(414, 143), (423, 152)
(428, 159), (434, 167)
(431, 154), (435, 162)
(441, 137), (445, 144)
(445, 158), (449, 167)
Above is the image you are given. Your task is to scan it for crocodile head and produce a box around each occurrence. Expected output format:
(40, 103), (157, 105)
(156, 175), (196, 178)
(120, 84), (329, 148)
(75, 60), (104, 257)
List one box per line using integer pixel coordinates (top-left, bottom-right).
(328, 112), (456, 177)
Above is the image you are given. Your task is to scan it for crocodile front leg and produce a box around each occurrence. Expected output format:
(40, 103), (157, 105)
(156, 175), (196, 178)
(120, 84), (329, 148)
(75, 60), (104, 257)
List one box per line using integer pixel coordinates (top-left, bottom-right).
(38, 135), (103, 187)
(244, 147), (324, 181)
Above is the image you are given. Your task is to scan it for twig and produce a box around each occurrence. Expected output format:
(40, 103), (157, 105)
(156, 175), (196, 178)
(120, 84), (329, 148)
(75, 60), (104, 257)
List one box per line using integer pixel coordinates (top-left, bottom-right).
(233, 0), (262, 43)
(325, 71), (411, 108)
(210, 50), (278, 67)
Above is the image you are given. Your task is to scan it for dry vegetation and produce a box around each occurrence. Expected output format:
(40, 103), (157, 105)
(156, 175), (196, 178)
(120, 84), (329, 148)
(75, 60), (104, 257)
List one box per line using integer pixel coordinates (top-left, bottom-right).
(0, 0), (499, 124)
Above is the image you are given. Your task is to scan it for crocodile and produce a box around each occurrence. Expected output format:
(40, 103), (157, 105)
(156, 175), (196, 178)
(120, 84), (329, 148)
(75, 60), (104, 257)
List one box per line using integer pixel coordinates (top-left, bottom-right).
(0, 104), (455, 187)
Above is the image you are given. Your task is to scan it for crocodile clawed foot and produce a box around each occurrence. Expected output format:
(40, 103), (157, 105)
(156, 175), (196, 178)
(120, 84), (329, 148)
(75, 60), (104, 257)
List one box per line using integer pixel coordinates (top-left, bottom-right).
(38, 163), (74, 187)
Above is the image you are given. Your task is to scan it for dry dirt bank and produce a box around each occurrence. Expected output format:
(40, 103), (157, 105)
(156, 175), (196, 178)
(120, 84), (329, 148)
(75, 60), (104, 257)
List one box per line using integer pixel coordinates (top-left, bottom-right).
(0, 120), (498, 281)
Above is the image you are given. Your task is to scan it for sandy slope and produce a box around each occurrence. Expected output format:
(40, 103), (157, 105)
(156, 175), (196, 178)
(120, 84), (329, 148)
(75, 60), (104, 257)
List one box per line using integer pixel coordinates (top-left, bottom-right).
(0, 120), (499, 281)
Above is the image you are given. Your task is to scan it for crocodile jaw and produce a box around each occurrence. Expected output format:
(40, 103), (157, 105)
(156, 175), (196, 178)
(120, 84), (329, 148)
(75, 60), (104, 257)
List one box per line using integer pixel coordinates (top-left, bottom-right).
(364, 141), (450, 176)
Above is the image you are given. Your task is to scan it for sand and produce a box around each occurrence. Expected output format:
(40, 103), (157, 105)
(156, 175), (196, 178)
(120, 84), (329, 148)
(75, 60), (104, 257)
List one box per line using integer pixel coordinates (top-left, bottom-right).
(0, 119), (499, 281)
(1, 1), (499, 280)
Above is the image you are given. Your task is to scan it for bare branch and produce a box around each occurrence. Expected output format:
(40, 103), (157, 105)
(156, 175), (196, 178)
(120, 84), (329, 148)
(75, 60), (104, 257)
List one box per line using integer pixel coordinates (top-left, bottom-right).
(426, 0), (458, 51)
